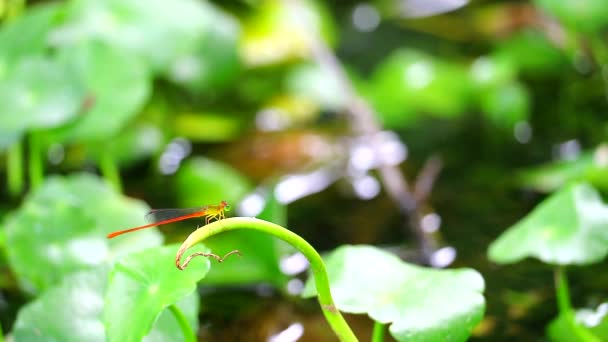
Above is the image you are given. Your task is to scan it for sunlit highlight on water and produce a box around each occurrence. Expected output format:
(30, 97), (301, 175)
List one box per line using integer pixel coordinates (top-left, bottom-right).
(47, 143), (65, 165)
(275, 168), (339, 204)
(352, 174), (380, 199)
(280, 253), (309, 275)
(268, 322), (304, 342)
(555, 139), (580, 161)
(158, 137), (191, 175)
(514, 121), (532, 144)
(286, 279), (305, 295)
(405, 61), (433, 89)
(421, 213), (441, 233)
(239, 191), (267, 217)
(352, 4), (380, 32)
(430, 246), (456, 268)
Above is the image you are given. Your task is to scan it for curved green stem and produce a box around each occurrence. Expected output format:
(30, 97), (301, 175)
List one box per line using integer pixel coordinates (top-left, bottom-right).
(175, 217), (359, 342)
(371, 321), (385, 342)
(168, 304), (196, 342)
(99, 150), (122, 192)
(7, 140), (24, 196)
(28, 131), (43, 190)
(554, 267), (600, 342)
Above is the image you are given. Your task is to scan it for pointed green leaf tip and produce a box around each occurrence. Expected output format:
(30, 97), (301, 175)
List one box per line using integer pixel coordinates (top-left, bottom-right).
(488, 182), (608, 265)
(302, 245), (485, 342)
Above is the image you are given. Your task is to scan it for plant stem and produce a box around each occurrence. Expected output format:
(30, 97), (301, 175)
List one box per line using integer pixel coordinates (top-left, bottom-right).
(28, 132), (43, 190)
(554, 266), (572, 314)
(99, 150), (122, 192)
(371, 321), (385, 342)
(168, 304), (196, 342)
(7, 141), (24, 196)
(554, 267), (600, 342)
(176, 217), (359, 342)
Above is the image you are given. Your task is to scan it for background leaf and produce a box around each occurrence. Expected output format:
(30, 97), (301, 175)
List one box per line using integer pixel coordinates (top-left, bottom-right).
(104, 243), (210, 342)
(303, 245), (485, 342)
(48, 40), (151, 142)
(0, 55), (85, 149)
(488, 182), (608, 265)
(175, 157), (253, 208)
(12, 265), (200, 342)
(2, 174), (162, 293)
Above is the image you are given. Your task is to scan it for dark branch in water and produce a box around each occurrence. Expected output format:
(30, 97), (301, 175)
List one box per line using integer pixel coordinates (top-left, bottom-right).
(293, 0), (441, 264)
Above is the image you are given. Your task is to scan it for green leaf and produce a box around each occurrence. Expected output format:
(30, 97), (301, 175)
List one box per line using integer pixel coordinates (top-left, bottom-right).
(547, 303), (608, 342)
(49, 40), (151, 142)
(518, 153), (594, 193)
(53, 0), (213, 71)
(518, 150), (608, 193)
(488, 182), (608, 265)
(173, 112), (244, 142)
(165, 2), (241, 93)
(302, 245), (485, 342)
(480, 81), (530, 130)
(12, 267), (110, 342)
(104, 243), (209, 342)
(369, 49), (474, 128)
(3, 174), (162, 293)
(0, 3), (61, 73)
(492, 30), (567, 75)
(175, 157), (253, 208)
(0, 55), (85, 149)
(241, 0), (336, 66)
(13, 266), (200, 342)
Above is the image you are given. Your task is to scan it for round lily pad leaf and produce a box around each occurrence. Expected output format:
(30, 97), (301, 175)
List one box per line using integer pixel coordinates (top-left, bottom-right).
(0, 2), (61, 72)
(52, 0), (211, 71)
(175, 157), (253, 208)
(12, 266), (199, 342)
(2, 174), (162, 294)
(104, 243), (210, 342)
(165, 1), (241, 93)
(302, 245), (485, 342)
(368, 49), (473, 128)
(12, 267), (110, 342)
(0, 55), (85, 149)
(49, 40), (150, 142)
(488, 182), (608, 265)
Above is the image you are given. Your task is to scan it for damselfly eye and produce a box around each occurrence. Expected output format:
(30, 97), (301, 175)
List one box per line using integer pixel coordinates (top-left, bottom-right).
(221, 200), (231, 211)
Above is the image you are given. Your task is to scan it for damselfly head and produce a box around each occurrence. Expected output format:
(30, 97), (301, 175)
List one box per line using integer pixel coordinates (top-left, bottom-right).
(221, 200), (231, 211)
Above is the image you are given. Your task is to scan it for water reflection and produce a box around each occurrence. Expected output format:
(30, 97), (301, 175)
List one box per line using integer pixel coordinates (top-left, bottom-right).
(352, 4), (380, 33)
(158, 137), (191, 175)
(268, 322), (304, 342)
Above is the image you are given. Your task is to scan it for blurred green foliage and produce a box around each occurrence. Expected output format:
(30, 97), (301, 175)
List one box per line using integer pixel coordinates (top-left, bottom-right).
(1, 0), (608, 340)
